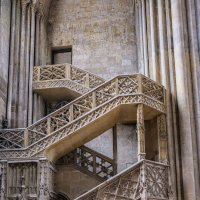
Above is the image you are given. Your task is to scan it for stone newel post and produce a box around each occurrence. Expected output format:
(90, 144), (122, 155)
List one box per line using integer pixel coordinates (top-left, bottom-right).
(137, 104), (146, 160)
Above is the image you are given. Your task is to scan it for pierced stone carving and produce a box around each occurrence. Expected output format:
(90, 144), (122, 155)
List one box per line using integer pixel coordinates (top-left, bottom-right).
(0, 129), (25, 149)
(0, 64), (166, 162)
(33, 64), (104, 89)
(76, 160), (169, 200)
(57, 145), (116, 181)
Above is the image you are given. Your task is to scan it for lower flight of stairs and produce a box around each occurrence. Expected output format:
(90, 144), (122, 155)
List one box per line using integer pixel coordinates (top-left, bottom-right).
(75, 160), (170, 200)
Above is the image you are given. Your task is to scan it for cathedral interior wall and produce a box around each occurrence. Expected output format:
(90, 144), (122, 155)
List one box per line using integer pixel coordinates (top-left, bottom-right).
(47, 0), (138, 80)
(55, 165), (100, 199)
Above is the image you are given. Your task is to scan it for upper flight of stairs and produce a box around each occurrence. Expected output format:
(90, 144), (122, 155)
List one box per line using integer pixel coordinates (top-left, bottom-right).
(0, 63), (166, 162)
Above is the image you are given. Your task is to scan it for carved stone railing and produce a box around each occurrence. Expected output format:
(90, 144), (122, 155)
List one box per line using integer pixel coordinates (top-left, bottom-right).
(75, 160), (169, 200)
(0, 74), (166, 159)
(0, 128), (26, 149)
(57, 145), (116, 181)
(33, 63), (105, 92)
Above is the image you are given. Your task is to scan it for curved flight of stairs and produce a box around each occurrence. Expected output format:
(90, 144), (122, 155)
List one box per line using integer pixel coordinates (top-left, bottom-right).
(0, 64), (169, 200)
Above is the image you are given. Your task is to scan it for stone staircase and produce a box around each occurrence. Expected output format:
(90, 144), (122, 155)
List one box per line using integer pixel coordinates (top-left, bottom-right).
(0, 64), (169, 200)
(75, 160), (169, 200)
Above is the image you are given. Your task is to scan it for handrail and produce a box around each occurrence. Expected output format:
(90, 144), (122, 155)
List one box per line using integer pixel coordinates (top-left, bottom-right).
(33, 63), (105, 89)
(57, 145), (116, 181)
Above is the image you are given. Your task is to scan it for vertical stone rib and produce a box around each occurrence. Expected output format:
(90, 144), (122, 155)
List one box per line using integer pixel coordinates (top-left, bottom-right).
(17, 0), (27, 127)
(7, 0), (16, 127)
(33, 11), (40, 122)
(24, 4), (31, 127)
(35, 13), (40, 66)
(141, 0), (149, 77)
(149, 0), (159, 82)
(135, 1), (142, 72)
(11, 0), (21, 128)
(138, 0), (144, 74)
(28, 4), (36, 125)
(157, 0), (168, 86)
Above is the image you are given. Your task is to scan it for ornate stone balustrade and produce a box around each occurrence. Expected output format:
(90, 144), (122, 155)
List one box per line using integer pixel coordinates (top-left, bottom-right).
(33, 63), (105, 89)
(57, 145), (116, 181)
(0, 128), (26, 149)
(0, 74), (166, 160)
(75, 160), (169, 200)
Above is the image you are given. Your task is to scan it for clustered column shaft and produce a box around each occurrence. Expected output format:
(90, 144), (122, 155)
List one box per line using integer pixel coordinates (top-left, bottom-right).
(6, 0), (47, 128)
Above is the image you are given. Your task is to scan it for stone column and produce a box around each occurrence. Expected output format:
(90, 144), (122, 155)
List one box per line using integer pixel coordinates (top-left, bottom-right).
(7, 0), (16, 127)
(35, 12), (41, 66)
(137, 104), (146, 161)
(137, 0), (145, 74)
(157, 0), (168, 86)
(171, 0), (200, 199)
(141, 0), (149, 77)
(11, 0), (21, 128)
(24, 4), (31, 127)
(17, 0), (28, 127)
(33, 11), (41, 123)
(135, 0), (142, 72)
(149, 0), (159, 82)
(28, 3), (36, 125)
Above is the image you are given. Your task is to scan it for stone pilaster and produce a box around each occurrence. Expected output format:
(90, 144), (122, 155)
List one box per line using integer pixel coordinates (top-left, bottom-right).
(157, 114), (168, 164)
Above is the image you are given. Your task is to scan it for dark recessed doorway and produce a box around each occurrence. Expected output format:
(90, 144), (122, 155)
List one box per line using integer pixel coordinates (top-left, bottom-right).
(52, 47), (72, 64)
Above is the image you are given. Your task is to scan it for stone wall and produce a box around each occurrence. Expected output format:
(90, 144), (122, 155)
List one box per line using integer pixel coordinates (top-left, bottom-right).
(55, 165), (100, 199)
(48, 0), (138, 80)
(145, 118), (158, 162)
